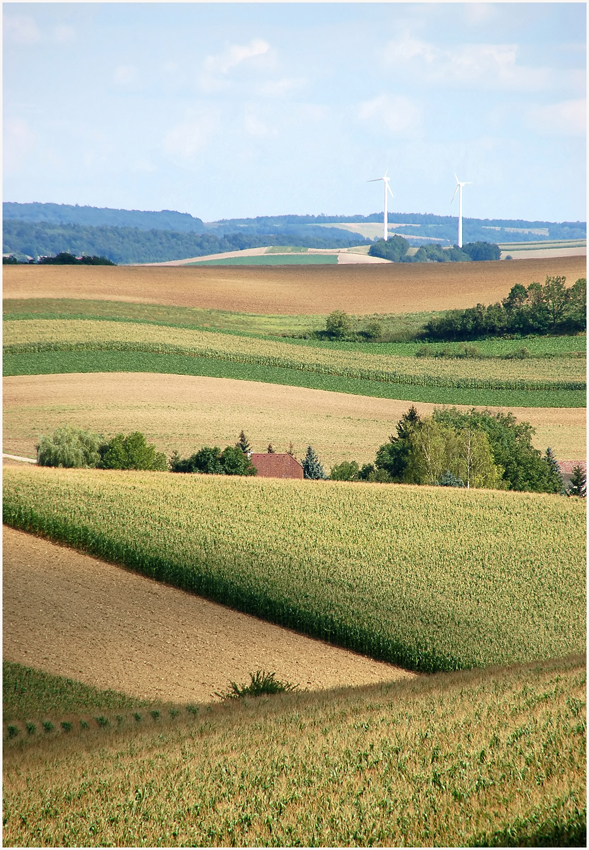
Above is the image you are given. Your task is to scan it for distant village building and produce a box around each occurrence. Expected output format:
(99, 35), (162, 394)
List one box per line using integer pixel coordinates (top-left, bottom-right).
(557, 460), (587, 487)
(249, 453), (304, 480)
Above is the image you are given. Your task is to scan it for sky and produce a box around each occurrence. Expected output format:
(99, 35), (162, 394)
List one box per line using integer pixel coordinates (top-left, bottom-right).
(3, 2), (586, 223)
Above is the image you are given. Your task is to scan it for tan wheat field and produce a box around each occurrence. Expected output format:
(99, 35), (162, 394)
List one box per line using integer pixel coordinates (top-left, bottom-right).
(3, 373), (586, 466)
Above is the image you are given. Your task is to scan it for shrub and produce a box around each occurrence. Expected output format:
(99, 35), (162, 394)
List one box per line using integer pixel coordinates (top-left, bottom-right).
(216, 671), (298, 700)
(37, 425), (103, 468)
(330, 460), (360, 481)
(100, 431), (167, 471)
(325, 310), (353, 340)
(220, 446), (257, 476)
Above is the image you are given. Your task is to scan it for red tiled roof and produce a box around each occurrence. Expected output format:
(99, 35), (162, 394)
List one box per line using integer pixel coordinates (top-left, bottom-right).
(249, 453), (304, 479)
(558, 461), (587, 474)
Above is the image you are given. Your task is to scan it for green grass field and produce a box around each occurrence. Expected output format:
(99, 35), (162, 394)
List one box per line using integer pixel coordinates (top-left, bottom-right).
(6, 298), (586, 352)
(3, 654), (585, 847)
(187, 253), (339, 265)
(4, 320), (585, 405)
(4, 350), (584, 408)
(4, 468), (586, 674)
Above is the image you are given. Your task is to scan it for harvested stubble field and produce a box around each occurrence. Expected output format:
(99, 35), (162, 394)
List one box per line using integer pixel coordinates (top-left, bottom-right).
(3, 373), (587, 466)
(3, 526), (411, 704)
(5, 320), (585, 399)
(3, 467), (586, 674)
(3, 255), (586, 314)
(3, 652), (585, 848)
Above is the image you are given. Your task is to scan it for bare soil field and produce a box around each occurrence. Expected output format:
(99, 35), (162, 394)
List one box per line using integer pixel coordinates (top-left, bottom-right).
(3, 526), (414, 704)
(3, 256), (586, 316)
(4, 373), (585, 466)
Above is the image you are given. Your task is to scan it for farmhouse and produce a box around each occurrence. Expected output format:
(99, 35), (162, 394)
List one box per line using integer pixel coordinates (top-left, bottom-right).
(249, 453), (304, 479)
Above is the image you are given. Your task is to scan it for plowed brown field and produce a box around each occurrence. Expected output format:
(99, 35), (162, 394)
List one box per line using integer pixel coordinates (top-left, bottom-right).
(3, 526), (415, 703)
(4, 373), (585, 466)
(4, 256), (586, 315)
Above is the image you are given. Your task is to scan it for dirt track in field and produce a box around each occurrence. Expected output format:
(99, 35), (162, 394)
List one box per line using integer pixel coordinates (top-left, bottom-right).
(3, 526), (415, 704)
(4, 256), (586, 315)
(4, 373), (586, 467)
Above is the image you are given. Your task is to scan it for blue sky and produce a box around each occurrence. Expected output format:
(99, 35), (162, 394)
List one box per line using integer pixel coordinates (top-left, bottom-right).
(3, 2), (586, 223)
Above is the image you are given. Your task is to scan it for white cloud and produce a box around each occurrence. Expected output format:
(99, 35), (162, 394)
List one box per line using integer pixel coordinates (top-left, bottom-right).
(3, 118), (36, 172)
(358, 94), (421, 137)
(243, 114), (271, 138)
(162, 114), (218, 160)
(383, 35), (550, 91)
(53, 25), (76, 44)
(258, 78), (306, 98)
(4, 15), (41, 45)
(526, 99), (586, 137)
(113, 65), (141, 88)
(204, 39), (271, 75)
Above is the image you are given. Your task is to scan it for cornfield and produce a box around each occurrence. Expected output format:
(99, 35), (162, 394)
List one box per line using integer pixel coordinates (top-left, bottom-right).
(4, 319), (585, 391)
(3, 467), (585, 673)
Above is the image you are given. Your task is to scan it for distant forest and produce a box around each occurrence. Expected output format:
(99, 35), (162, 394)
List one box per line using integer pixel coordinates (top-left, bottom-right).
(3, 220), (369, 265)
(3, 201), (585, 264)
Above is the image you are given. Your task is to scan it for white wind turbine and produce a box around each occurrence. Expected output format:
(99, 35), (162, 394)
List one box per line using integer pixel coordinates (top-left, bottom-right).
(368, 171), (394, 240)
(451, 174), (472, 248)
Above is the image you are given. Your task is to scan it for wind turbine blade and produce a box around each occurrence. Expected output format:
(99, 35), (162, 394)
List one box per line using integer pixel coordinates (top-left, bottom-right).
(386, 183), (394, 200)
(451, 185), (459, 203)
(454, 173), (460, 184)
(368, 178), (383, 183)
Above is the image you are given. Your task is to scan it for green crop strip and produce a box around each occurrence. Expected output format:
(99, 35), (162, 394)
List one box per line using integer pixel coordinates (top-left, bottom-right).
(2, 662), (150, 722)
(4, 350), (585, 407)
(4, 468), (586, 674)
(185, 253), (339, 265)
(2, 654), (586, 848)
(4, 320), (585, 392)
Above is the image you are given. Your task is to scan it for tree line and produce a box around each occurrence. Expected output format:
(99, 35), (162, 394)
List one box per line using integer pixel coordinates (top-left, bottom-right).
(423, 276), (586, 341)
(35, 416), (585, 496)
(368, 236), (501, 263)
(7, 202), (584, 242)
(330, 406), (580, 495)
(2, 220), (368, 265)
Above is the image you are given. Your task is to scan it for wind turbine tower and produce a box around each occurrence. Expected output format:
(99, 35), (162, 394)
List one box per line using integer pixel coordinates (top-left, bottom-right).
(368, 171), (394, 240)
(452, 175), (471, 248)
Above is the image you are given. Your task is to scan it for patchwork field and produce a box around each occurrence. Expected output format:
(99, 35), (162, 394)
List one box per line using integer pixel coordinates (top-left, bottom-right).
(3, 255), (585, 314)
(3, 373), (586, 466)
(3, 255), (586, 847)
(4, 653), (585, 848)
(4, 467), (586, 673)
(3, 525), (411, 704)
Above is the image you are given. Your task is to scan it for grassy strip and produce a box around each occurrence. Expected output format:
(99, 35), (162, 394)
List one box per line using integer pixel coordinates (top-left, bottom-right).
(4, 299), (585, 354)
(2, 298), (439, 340)
(5, 321), (585, 390)
(2, 661), (150, 722)
(2, 655), (586, 847)
(3, 469), (586, 674)
(4, 350), (585, 407)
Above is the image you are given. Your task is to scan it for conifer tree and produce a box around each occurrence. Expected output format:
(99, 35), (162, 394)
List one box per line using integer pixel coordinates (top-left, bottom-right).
(544, 447), (565, 493)
(302, 445), (327, 480)
(568, 465), (586, 497)
(236, 430), (251, 453)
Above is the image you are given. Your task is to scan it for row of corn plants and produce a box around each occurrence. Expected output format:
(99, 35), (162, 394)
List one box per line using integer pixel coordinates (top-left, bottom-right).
(4, 319), (585, 390)
(4, 349), (585, 409)
(3, 467), (585, 673)
(3, 654), (585, 847)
